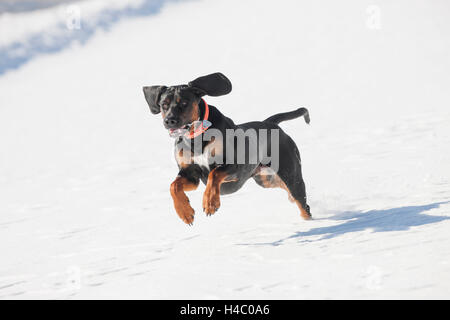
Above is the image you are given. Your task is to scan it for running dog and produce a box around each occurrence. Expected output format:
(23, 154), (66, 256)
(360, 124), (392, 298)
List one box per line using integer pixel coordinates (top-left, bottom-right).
(143, 73), (311, 225)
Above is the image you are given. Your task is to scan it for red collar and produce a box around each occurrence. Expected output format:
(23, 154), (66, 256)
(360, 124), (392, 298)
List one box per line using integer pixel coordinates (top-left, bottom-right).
(185, 99), (210, 139)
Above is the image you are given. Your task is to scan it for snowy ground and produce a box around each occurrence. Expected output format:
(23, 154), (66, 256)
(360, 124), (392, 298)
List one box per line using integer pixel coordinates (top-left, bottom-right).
(0, 1), (78, 14)
(1, 0), (450, 299)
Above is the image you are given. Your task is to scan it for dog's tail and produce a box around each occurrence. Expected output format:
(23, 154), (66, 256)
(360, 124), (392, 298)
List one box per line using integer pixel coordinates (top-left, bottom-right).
(264, 107), (310, 125)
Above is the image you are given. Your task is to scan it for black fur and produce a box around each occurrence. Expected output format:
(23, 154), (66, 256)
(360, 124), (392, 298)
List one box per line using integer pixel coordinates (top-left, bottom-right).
(265, 107), (310, 125)
(143, 85), (167, 114)
(188, 72), (232, 97)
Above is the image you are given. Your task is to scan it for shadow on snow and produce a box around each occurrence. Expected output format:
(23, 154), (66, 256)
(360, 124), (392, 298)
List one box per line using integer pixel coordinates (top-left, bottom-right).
(240, 201), (450, 246)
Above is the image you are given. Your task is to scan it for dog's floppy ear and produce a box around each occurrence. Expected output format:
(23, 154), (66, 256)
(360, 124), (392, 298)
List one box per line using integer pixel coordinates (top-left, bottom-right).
(188, 72), (232, 97)
(143, 85), (167, 114)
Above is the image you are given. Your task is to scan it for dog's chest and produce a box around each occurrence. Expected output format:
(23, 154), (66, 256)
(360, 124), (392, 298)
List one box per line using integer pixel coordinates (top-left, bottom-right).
(175, 146), (210, 170)
(174, 137), (223, 170)
(191, 152), (210, 169)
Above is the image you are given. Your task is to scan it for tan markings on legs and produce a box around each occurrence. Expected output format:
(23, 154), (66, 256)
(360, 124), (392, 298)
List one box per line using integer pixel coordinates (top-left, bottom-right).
(254, 168), (310, 220)
(202, 168), (235, 215)
(273, 177), (310, 219)
(295, 201), (312, 220)
(277, 178), (311, 220)
(170, 176), (199, 225)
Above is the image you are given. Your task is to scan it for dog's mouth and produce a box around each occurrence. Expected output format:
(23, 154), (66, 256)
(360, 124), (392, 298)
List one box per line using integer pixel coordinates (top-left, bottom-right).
(168, 124), (190, 138)
(167, 120), (212, 138)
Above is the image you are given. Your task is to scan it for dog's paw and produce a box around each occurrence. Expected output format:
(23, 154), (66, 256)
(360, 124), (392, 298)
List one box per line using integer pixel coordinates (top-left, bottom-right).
(299, 204), (312, 220)
(175, 202), (195, 225)
(301, 213), (312, 220)
(202, 191), (220, 216)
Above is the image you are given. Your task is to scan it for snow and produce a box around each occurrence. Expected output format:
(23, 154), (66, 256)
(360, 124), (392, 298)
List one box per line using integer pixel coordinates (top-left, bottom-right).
(1, 0), (450, 299)
(0, 0), (170, 74)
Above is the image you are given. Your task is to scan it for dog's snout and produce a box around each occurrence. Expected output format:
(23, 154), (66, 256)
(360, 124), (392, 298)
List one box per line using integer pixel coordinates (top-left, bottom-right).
(164, 117), (179, 128)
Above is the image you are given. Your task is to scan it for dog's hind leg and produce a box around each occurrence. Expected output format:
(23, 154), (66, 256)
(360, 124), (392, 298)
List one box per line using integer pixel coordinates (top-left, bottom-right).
(278, 170), (311, 220)
(277, 147), (312, 219)
(253, 154), (311, 220)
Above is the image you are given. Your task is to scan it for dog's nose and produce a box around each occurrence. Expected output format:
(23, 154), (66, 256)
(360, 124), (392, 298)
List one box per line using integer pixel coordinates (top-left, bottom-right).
(164, 117), (179, 127)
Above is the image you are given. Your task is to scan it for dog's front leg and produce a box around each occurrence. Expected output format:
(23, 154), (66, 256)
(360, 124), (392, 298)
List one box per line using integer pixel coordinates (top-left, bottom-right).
(203, 166), (237, 215)
(170, 175), (199, 225)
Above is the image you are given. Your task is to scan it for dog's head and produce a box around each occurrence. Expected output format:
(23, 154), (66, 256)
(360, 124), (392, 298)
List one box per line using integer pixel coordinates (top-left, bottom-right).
(143, 73), (232, 133)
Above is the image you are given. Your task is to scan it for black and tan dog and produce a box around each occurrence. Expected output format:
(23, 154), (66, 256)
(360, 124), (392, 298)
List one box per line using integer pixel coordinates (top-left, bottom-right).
(143, 73), (311, 225)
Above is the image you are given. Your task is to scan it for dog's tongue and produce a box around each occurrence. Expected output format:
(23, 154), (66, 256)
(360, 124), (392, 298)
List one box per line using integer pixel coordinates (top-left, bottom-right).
(168, 127), (188, 138)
